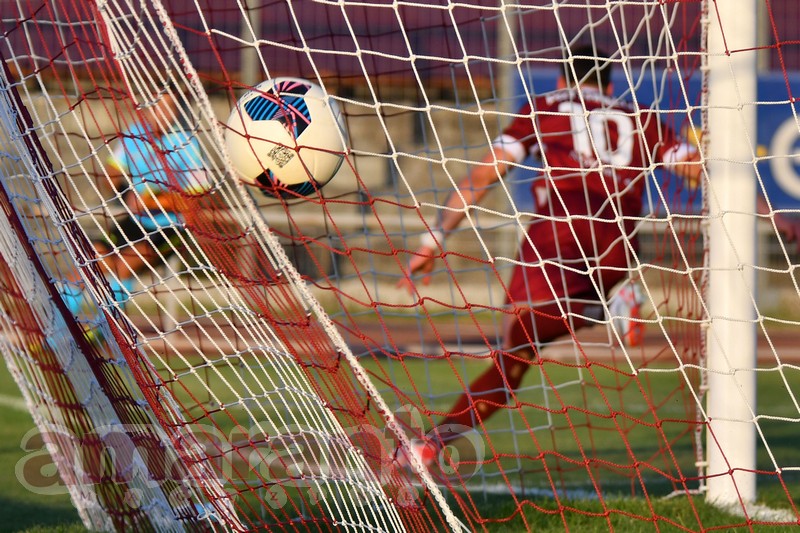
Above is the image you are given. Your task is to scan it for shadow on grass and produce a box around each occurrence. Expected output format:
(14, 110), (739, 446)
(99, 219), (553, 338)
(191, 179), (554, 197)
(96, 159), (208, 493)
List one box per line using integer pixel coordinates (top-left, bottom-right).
(0, 495), (84, 533)
(469, 492), (800, 533)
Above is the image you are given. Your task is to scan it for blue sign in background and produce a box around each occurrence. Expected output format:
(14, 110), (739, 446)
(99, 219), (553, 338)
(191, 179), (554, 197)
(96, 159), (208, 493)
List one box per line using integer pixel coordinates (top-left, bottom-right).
(511, 69), (800, 212)
(756, 71), (800, 208)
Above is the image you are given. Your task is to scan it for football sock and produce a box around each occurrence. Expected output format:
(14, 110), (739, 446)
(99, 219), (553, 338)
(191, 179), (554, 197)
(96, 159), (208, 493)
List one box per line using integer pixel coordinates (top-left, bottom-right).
(440, 302), (590, 430)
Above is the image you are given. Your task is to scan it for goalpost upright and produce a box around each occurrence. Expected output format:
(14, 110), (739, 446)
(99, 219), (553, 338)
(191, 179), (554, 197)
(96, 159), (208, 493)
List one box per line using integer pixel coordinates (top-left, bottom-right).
(704, 0), (759, 507)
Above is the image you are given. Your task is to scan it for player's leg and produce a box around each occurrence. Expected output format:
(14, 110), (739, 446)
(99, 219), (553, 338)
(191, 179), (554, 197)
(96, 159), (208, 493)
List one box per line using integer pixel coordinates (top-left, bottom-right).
(95, 217), (159, 305)
(399, 217), (634, 470)
(103, 224), (185, 305)
(430, 220), (572, 433)
(61, 217), (175, 312)
(438, 300), (593, 430)
(397, 300), (595, 472)
(57, 218), (138, 314)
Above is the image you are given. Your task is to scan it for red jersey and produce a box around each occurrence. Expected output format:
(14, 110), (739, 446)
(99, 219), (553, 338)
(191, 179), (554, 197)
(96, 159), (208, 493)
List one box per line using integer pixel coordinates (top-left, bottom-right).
(496, 87), (683, 217)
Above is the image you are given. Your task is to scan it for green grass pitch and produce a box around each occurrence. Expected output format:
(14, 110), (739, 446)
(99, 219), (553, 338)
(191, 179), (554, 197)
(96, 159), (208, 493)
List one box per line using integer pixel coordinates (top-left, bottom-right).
(2, 349), (799, 532)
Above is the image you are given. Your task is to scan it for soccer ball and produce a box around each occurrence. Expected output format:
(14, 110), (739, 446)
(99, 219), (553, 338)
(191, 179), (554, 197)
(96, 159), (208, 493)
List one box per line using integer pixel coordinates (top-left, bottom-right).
(224, 77), (347, 198)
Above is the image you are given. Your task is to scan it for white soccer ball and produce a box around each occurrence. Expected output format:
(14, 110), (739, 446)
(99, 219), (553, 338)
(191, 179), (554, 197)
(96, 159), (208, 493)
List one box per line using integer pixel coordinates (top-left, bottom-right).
(224, 77), (347, 198)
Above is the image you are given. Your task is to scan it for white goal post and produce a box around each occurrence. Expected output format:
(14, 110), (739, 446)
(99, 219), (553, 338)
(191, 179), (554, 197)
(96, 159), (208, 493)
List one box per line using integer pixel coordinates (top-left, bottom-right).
(705, 0), (759, 508)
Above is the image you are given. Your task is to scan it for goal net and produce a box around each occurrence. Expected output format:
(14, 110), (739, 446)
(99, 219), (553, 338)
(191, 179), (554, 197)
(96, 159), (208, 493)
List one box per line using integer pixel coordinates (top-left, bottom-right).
(1, 0), (798, 531)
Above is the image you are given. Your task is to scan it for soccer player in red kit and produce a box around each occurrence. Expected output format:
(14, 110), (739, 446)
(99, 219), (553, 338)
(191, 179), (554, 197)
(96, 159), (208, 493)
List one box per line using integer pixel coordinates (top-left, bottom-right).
(397, 47), (703, 465)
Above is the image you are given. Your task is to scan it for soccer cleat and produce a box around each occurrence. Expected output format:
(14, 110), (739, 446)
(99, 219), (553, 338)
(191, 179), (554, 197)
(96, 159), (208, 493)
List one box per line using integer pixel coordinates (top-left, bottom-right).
(609, 281), (645, 347)
(395, 438), (438, 470)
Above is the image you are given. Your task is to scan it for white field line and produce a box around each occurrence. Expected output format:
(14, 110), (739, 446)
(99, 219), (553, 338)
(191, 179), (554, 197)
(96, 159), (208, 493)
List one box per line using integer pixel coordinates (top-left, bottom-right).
(0, 393), (29, 412)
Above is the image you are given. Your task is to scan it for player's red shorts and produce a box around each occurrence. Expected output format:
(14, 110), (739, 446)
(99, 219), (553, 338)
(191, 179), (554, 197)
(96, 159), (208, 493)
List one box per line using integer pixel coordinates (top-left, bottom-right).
(506, 212), (636, 305)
